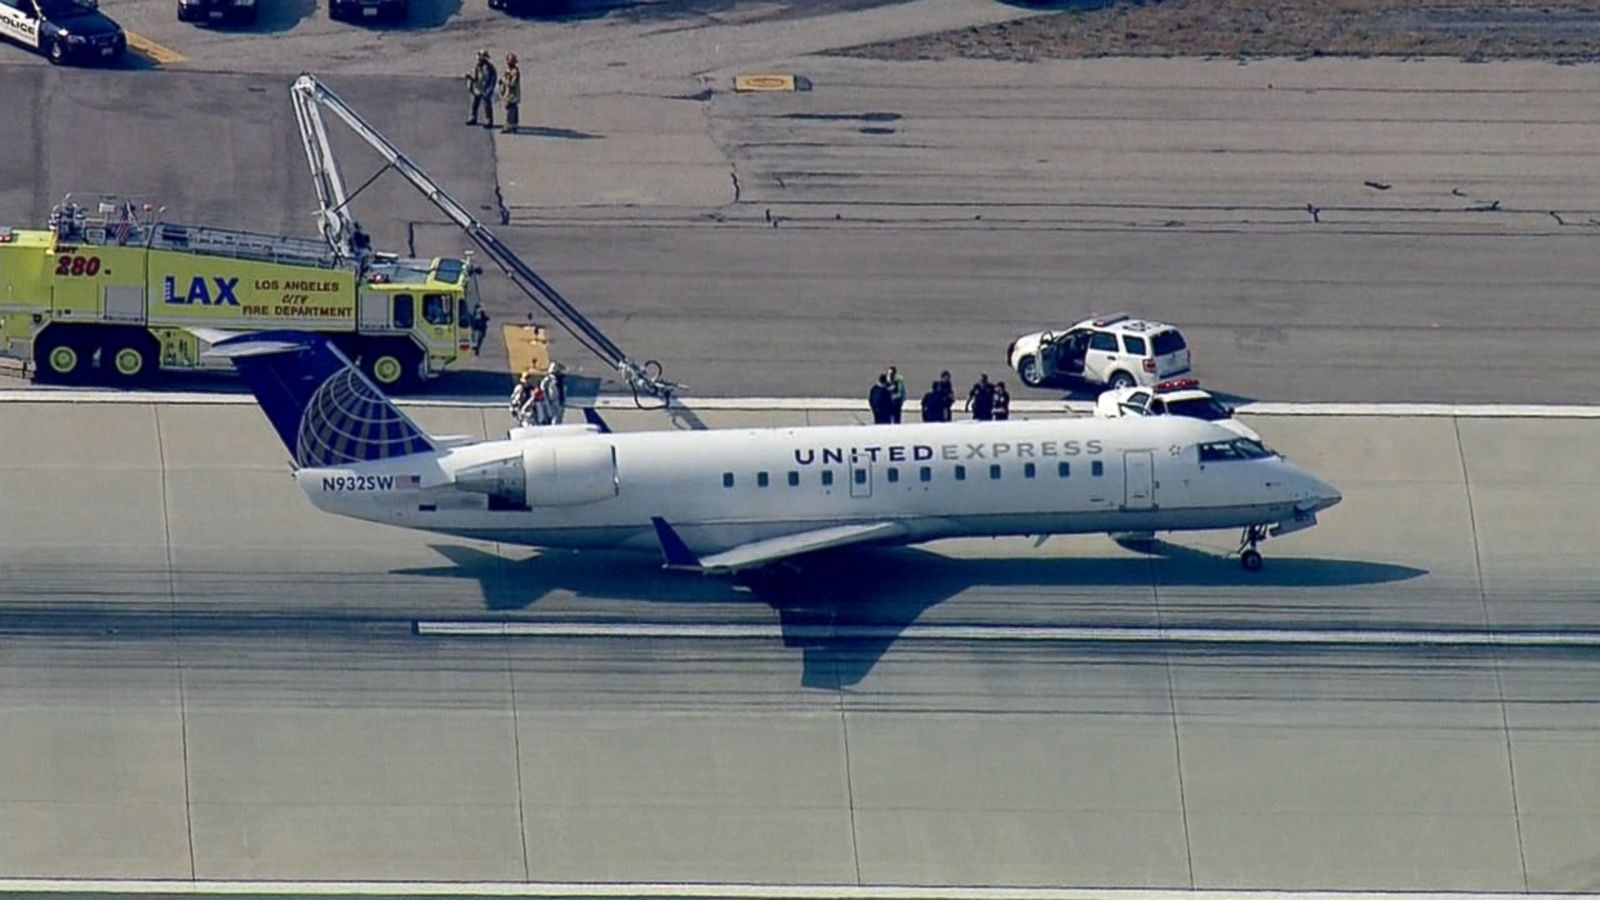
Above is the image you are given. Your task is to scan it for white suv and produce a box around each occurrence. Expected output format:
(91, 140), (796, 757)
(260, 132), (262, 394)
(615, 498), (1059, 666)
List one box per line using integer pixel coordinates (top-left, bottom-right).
(1007, 313), (1191, 390)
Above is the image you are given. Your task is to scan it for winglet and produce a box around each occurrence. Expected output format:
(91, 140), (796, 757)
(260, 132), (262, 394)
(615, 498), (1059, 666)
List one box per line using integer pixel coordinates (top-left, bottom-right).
(650, 517), (702, 570)
(582, 407), (613, 434)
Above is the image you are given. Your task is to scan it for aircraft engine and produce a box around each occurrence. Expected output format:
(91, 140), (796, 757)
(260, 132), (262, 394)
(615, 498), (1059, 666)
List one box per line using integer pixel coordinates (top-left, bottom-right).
(453, 442), (617, 508)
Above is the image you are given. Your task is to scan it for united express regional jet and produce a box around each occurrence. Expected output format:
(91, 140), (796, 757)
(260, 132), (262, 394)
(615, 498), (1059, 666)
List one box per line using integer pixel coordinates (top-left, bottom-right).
(211, 331), (1341, 572)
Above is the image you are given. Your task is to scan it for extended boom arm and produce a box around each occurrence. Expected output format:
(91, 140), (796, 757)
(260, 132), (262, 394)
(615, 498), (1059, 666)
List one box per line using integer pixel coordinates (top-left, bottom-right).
(289, 73), (678, 403)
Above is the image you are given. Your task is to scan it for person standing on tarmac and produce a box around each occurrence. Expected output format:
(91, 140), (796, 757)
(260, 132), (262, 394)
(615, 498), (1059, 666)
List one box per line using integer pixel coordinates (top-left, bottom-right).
(466, 50), (498, 128)
(966, 373), (995, 421)
(936, 370), (956, 421)
(992, 382), (1012, 421)
(885, 365), (906, 423)
(868, 374), (891, 425)
(470, 306), (490, 355)
(538, 362), (567, 426)
(499, 53), (522, 134)
(920, 380), (943, 423)
(509, 370), (536, 425)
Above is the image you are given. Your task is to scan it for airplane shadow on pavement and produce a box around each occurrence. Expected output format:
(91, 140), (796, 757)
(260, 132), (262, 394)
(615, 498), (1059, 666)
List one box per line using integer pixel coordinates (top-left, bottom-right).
(404, 542), (1427, 690)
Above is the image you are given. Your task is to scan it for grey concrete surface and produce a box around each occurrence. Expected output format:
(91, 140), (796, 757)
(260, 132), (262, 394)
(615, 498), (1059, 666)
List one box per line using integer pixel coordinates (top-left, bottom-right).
(0, 68), (497, 255)
(70, 0), (1029, 88)
(6, 57), (1596, 402)
(1, 399), (1598, 890)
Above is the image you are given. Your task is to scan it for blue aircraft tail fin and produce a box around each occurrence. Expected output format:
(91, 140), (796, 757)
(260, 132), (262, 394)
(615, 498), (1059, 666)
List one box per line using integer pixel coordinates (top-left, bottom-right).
(204, 330), (436, 468)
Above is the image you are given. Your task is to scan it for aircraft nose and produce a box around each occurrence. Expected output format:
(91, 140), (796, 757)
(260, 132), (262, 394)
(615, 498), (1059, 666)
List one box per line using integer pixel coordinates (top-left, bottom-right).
(1311, 477), (1342, 511)
(1298, 470), (1341, 512)
(1282, 460), (1340, 512)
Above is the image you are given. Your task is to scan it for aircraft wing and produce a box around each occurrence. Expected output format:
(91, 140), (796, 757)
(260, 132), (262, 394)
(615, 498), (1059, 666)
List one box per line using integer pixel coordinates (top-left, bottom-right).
(651, 518), (906, 573)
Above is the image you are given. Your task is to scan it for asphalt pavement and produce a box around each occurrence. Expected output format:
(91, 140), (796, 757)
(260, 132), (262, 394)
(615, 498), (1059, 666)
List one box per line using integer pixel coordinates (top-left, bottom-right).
(1, 399), (1598, 890)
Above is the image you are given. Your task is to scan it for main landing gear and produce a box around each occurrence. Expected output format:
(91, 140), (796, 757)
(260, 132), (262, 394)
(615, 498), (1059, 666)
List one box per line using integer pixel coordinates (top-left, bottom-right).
(1237, 524), (1270, 572)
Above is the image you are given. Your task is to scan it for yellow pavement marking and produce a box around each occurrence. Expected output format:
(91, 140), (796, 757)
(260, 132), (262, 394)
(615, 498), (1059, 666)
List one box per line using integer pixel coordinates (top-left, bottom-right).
(733, 73), (796, 93)
(125, 31), (187, 65)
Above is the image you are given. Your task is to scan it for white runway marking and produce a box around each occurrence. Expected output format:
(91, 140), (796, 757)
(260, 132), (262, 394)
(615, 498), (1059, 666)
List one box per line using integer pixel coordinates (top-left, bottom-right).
(0, 879), (1582, 899)
(3, 389), (1600, 418)
(415, 620), (1600, 649)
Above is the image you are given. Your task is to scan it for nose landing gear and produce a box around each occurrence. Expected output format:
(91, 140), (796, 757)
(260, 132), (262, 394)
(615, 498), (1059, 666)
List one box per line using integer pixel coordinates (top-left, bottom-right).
(1237, 524), (1270, 571)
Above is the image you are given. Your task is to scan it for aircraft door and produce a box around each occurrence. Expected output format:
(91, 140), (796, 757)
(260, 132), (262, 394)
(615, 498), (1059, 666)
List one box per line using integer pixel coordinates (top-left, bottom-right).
(849, 462), (872, 499)
(1123, 450), (1155, 510)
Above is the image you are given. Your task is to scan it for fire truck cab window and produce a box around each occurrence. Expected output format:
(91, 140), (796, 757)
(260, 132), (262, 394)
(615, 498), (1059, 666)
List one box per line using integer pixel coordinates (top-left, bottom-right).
(422, 294), (453, 326)
(392, 294), (414, 329)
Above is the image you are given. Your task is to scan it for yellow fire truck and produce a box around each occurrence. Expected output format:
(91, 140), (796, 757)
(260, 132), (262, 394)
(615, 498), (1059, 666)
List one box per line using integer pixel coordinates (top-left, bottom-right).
(0, 195), (472, 391)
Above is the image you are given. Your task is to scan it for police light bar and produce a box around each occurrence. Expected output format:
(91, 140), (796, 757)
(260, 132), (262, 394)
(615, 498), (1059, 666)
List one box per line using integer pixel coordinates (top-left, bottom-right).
(366, 273), (388, 284)
(0, 228), (13, 243)
(1155, 378), (1201, 393)
(1090, 312), (1131, 327)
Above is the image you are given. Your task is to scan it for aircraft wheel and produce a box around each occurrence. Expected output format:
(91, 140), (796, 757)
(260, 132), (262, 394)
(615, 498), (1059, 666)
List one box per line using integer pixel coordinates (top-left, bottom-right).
(1240, 549), (1263, 572)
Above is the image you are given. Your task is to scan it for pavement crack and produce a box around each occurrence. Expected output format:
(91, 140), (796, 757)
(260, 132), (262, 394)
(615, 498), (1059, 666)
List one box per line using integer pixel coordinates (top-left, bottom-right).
(1453, 416), (1529, 892)
(155, 406), (199, 881)
(837, 664), (862, 886)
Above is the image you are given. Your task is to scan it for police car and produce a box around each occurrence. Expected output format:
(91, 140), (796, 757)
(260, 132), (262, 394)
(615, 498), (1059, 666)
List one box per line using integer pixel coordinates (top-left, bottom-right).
(1095, 378), (1260, 441)
(0, 0), (124, 63)
(1007, 313), (1191, 391)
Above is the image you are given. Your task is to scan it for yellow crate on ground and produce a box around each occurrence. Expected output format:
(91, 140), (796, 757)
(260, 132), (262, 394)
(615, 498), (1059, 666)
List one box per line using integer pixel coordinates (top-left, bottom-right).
(503, 322), (551, 378)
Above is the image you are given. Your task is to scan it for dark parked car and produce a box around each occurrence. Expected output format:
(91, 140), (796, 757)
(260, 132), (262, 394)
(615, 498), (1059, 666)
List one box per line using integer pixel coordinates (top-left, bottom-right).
(177, 0), (256, 26)
(0, 0), (125, 65)
(329, 0), (404, 22)
(487, 0), (568, 15)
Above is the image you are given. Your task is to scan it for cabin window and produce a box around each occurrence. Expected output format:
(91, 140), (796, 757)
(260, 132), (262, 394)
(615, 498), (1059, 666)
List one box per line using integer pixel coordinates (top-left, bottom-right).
(822, 471), (834, 486)
(1091, 461), (1104, 477)
(757, 472), (770, 488)
(853, 468), (867, 485)
(954, 465), (966, 481)
(722, 472), (734, 488)
(1024, 462), (1037, 479)
(989, 464), (1002, 480)
(887, 467), (900, 484)
(920, 466), (932, 483)
(787, 471), (800, 487)
(1058, 462), (1071, 478)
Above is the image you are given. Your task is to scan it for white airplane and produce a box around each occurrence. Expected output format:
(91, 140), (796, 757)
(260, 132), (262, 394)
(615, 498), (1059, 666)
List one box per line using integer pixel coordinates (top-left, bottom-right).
(210, 331), (1341, 573)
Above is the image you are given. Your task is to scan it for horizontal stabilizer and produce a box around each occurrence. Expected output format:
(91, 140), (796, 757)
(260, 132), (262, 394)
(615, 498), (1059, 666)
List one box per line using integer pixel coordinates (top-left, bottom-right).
(650, 518), (905, 573)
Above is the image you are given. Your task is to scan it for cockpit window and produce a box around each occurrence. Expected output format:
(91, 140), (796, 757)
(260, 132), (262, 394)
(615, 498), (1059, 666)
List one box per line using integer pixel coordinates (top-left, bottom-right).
(1198, 438), (1275, 462)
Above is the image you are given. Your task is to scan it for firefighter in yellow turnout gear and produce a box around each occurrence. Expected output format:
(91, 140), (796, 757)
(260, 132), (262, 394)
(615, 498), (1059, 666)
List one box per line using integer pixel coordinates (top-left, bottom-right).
(499, 52), (522, 134)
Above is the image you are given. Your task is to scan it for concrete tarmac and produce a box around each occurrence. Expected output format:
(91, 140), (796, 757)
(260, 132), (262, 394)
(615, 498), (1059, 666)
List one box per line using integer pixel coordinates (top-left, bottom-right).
(1, 398), (1597, 890)
(4, 58), (1597, 402)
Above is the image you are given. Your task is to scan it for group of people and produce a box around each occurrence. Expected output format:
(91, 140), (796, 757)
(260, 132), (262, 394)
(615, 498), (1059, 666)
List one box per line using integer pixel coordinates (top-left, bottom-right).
(510, 363), (567, 427)
(465, 49), (523, 133)
(869, 368), (1012, 423)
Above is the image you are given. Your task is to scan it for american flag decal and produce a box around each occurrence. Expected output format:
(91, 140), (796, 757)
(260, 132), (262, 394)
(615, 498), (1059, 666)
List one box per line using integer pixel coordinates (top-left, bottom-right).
(403, 474), (422, 488)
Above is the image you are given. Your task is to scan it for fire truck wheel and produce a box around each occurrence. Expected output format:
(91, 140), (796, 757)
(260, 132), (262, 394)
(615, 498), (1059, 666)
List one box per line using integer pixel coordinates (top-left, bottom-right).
(34, 331), (91, 384)
(105, 335), (158, 385)
(363, 344), (419, 392)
